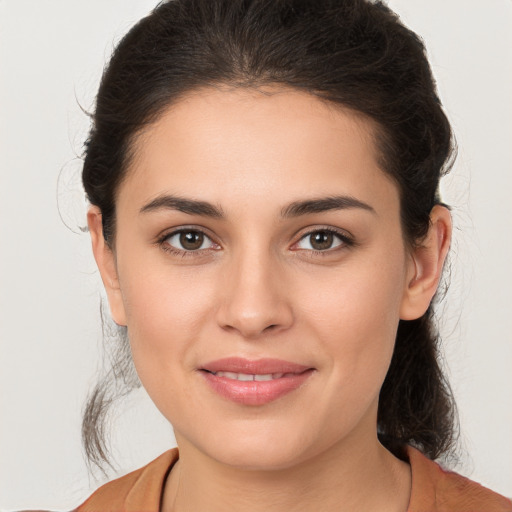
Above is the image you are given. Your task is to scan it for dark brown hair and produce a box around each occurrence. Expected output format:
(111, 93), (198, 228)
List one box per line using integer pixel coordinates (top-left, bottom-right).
(82, 0), (458, 472)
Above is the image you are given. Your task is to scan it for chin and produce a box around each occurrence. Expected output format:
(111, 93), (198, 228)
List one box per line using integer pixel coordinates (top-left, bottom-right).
(211, 444), (306, 471)
(189, 421), (323, 471)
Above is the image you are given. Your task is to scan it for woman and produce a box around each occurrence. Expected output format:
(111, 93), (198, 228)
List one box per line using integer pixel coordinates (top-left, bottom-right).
(22, 0), (512, 510)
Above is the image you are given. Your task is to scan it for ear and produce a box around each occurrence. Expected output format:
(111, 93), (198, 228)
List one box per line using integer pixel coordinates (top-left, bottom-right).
(400, 205), (452, 320)
(87, 206), (127, 326)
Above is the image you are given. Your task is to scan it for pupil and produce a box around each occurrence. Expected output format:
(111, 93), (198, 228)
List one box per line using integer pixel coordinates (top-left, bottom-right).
(311, 231), (333, 250)
(180, 231), (203, 250)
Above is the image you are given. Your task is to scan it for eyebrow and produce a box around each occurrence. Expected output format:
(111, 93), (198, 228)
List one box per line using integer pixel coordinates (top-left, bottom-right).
(140, 195), (225, 218)
(140, 194), (376, 218)
(281, 195), (376, 217)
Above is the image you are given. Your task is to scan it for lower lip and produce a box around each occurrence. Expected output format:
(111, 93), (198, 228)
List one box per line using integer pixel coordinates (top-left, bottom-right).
(200, 369), (315, 406)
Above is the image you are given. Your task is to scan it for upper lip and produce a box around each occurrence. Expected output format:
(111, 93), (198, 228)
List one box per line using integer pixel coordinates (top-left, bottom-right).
(200, 357), (312, 375)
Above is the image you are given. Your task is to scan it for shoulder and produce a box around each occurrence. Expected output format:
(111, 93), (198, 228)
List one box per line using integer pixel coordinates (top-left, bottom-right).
(73, 448), (178, 512)
(406, 446), (512, 512)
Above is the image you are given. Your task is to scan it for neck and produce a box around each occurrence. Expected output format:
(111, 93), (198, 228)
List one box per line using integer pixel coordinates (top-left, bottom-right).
(162, 429), (411, 512)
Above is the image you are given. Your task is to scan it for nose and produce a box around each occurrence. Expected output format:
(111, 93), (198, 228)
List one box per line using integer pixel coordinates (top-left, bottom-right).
(215, 246), (294, 339)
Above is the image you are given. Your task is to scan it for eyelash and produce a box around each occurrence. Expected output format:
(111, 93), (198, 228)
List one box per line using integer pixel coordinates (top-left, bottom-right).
(295, 228), (355, 257)
(156, 227), (355, 259)
(157, 228), (219, 259)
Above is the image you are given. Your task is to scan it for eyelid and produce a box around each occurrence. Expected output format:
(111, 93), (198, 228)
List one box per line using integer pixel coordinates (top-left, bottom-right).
(155, 225), (355, 257)
(291, 226), (355, 253)
(156, 226), (220, 256)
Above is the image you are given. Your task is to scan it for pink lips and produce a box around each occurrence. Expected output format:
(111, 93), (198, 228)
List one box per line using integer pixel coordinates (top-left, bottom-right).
(199, 357), (314, 406)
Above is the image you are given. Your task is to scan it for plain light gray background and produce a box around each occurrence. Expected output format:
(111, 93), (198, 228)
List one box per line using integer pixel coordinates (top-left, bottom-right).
(1, 0), (511, 509)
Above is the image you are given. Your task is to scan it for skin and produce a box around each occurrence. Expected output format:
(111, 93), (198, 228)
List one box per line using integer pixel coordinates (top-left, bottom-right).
(89, 86), (451, 511)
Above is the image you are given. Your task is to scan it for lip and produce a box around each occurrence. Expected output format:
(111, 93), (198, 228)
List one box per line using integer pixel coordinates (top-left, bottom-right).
(199, 357), (315, 406)
(201, 357), (311, 374)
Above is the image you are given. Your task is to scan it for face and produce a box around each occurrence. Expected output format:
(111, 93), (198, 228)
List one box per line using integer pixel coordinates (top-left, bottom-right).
(97, 86), (421, 470)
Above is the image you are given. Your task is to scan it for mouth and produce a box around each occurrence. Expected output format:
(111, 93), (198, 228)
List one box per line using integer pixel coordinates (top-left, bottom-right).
(199, 357), (315, 406)
(204, 371), (301, 381)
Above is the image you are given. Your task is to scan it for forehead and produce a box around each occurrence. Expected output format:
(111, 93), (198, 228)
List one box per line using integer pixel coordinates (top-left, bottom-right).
(119, 85), (398, 215)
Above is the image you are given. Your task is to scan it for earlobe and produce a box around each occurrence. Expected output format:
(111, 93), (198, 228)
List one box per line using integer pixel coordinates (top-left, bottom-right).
(400, 205), (452, 320)
(87, 206), (127, 326)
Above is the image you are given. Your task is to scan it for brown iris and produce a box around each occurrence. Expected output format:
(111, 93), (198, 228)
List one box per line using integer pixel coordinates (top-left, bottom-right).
(309, 231), (334, 250)
(180, 231), (204, 250)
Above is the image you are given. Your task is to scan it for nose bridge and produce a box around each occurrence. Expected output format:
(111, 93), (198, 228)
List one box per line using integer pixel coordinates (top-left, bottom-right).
(216, 238), (293, 338)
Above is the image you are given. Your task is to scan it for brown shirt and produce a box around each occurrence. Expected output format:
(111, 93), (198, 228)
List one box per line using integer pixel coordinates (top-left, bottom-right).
(74, 446), (512, 512)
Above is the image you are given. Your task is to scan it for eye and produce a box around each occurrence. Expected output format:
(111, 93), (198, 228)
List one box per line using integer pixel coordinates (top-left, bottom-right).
(162, 229), (217, 253)
(295, 229), (351, 252)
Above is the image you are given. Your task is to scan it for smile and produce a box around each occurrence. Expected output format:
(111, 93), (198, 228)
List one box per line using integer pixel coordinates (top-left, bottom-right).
(199, 358), (315, 406)
(211, 371), (296, 381)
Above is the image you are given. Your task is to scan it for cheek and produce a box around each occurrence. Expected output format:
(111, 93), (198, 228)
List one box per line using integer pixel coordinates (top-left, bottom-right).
(297, 250), (407, 393)
(300, 249), (406, 336)
(117, 259), (218, 383)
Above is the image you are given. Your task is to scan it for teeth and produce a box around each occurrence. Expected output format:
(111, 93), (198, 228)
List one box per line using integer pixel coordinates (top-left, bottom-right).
(214, 372), (286, 381)
(237, 373), (254, 381)
(254, 374), (273, 381)
(219, 371), (239, 380)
